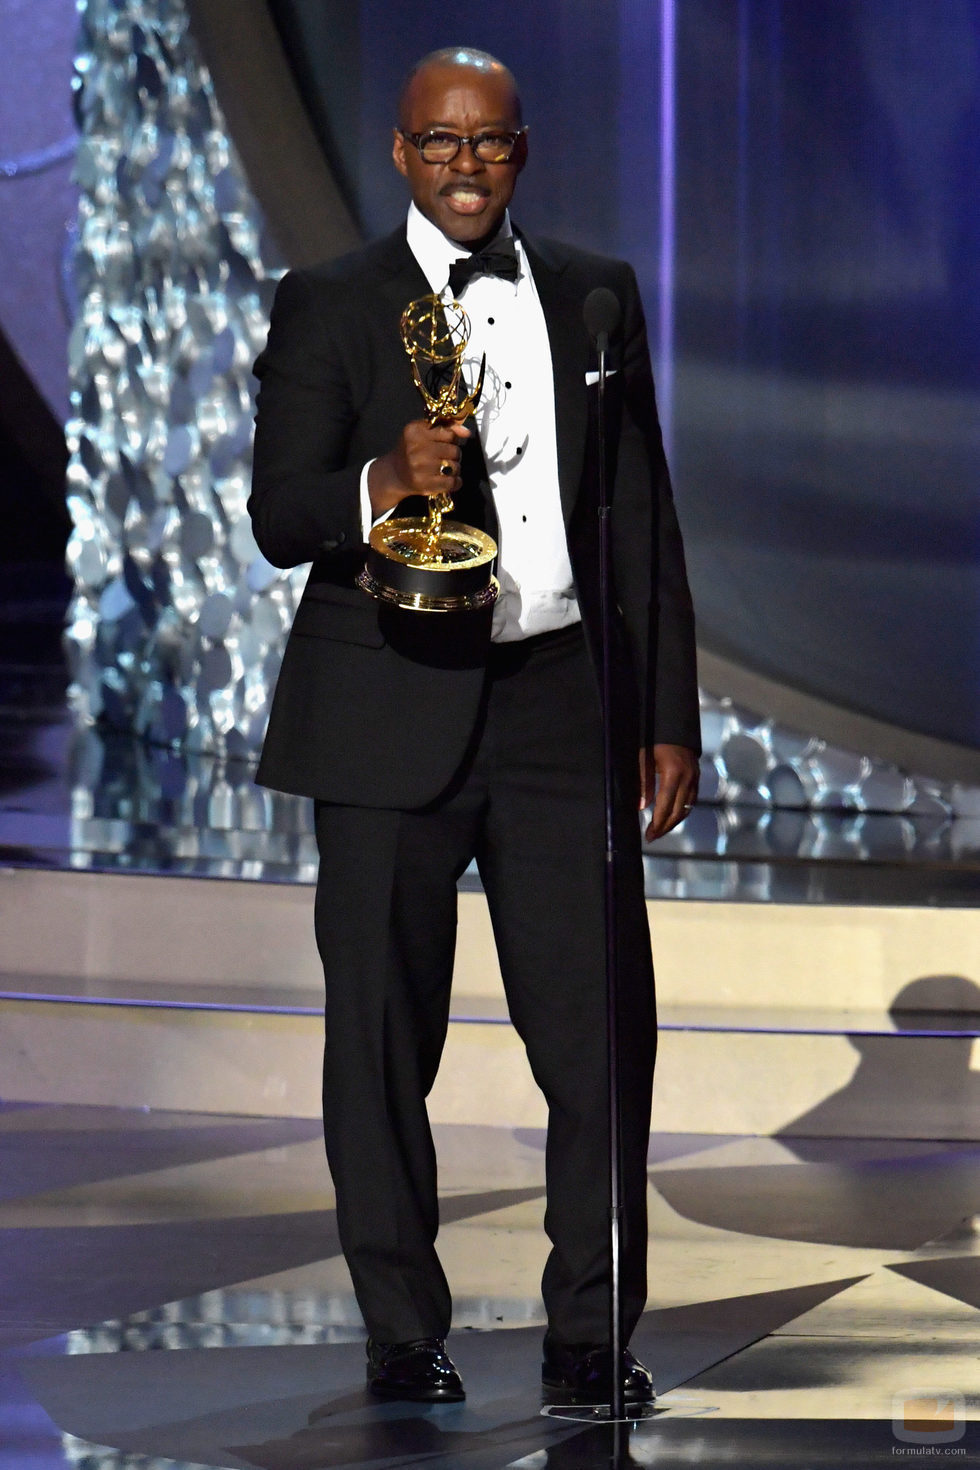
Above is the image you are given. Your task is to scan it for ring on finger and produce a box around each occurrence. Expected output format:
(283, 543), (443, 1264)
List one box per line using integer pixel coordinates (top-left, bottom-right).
(439, 461), (454, 478)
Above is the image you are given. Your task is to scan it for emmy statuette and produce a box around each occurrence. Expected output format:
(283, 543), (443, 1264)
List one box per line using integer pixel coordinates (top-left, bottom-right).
(356, 294), (499, 612)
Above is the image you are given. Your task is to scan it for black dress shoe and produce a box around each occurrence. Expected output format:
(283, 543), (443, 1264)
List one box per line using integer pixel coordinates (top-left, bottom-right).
(366, 1337), (465, 1402)
(542, 1339), (655, 1404)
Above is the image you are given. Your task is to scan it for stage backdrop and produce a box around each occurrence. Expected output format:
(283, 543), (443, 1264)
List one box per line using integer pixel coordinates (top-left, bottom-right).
(58, 0), (980, 827)
(268, 0), (980, 752)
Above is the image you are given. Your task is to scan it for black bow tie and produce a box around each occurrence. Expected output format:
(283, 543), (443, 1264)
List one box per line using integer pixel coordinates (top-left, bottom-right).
(447, 238), (519, 297)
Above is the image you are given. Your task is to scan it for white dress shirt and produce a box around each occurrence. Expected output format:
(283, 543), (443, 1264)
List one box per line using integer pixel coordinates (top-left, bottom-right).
(360, 204), (581, 642)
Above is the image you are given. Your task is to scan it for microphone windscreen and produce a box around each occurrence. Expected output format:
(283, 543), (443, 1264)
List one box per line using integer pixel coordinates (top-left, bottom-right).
(583, 287), (621, 342)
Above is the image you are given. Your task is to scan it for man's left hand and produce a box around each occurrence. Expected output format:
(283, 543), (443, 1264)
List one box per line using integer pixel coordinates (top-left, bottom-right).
(639, 744), (700, 841)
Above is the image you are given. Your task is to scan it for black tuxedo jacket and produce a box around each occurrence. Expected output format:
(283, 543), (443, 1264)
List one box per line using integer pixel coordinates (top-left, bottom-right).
(248, 225), (699, 808)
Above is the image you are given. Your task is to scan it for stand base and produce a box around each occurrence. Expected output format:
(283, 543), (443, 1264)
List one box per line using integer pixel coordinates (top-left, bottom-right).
(357, 565), (499, 613)
(358, 518), (498, 613)
(541, 1402), (662, 1424)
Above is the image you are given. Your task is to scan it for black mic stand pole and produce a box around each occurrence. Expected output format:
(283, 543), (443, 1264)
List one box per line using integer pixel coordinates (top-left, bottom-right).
(583, 287), (626, 1423)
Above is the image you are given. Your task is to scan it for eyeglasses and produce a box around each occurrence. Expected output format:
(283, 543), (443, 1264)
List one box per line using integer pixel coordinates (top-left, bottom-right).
(398, 128), (527, 164)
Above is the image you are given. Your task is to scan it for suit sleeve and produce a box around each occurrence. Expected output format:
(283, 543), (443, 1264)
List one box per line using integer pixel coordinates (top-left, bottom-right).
(248, 270), (365, 569)
(616, 266), (701, 754)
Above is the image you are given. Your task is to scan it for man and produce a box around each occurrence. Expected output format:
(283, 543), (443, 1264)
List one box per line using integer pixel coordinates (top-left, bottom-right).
(249, 47), (700, 1405)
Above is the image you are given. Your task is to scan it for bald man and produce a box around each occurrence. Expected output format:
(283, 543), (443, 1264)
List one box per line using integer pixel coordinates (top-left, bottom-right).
(250, 46), (700, 1405)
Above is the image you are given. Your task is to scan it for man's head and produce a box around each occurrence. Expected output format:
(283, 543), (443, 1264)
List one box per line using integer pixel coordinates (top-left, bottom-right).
(393, 47), (526, 251)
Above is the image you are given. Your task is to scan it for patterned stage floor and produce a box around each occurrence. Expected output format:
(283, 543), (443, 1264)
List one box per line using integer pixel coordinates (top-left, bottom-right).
(2, 1103), (978, 1468)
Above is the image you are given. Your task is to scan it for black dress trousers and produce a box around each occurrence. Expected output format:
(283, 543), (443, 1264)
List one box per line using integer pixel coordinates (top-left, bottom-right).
(313, 625), (656, 1345)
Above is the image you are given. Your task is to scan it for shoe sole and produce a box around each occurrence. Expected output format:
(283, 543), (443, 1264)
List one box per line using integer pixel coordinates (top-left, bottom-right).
(368, 1381), (466, 1403)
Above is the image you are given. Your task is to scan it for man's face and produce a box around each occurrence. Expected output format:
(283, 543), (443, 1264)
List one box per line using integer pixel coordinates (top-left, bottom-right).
(392, 63), (526, 249)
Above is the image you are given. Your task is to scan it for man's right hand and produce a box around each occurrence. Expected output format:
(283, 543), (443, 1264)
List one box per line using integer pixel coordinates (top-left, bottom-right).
(367, 418), (472, 519)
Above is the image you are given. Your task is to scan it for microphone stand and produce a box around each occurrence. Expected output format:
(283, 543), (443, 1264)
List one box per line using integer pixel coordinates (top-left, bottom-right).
(587, 289), (626, 1422)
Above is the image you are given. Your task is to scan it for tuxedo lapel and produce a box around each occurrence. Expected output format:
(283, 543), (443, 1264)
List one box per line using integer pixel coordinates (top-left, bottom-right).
(371, 225), (433, 319)
(518, 233), (590, 526)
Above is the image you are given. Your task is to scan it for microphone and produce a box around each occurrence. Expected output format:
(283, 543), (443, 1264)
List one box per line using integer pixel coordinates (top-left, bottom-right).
(583, 287), (621, 353)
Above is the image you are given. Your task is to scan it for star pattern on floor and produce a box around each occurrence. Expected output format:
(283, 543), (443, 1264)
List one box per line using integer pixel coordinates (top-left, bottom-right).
(1, 1105), (978, 1468)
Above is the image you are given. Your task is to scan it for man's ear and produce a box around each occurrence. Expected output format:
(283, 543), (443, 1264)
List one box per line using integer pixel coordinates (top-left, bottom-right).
(392, 128), (408, 178)
(512, 131), (528, 177)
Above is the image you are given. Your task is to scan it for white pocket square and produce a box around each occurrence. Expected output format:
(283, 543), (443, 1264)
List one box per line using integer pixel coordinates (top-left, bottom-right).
(585, 369), (619, 385)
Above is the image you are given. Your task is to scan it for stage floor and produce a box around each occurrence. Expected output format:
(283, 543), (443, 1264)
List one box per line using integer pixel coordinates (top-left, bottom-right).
(2, 1101), (979, 1468)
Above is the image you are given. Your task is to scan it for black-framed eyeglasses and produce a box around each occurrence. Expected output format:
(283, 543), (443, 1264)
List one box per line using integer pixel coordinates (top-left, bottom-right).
(398, 128), (527, 164)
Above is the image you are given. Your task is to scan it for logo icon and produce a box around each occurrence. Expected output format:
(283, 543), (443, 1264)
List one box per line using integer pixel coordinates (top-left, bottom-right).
(892, 1389), (965, 1444)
